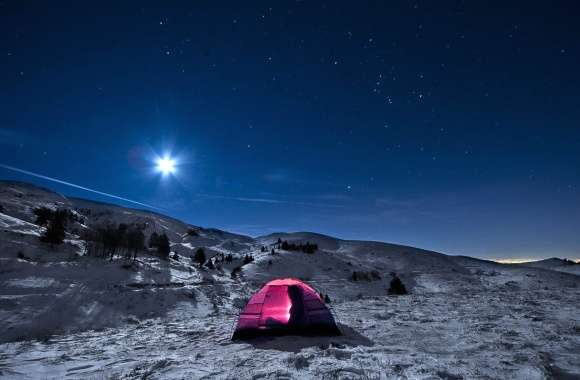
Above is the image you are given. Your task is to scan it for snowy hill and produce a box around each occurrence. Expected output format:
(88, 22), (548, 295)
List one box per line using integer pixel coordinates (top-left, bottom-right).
(0, 181), (579, 379)
(251, 232), (578, 297)
(515, 257), (580, 276)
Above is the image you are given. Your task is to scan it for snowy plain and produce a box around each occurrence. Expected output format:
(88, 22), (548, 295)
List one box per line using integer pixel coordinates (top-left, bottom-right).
(0, 181), (579, 379)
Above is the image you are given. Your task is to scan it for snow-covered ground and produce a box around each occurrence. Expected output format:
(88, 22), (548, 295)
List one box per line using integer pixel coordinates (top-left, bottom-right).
(1, 288), (578, 379)
(0, 181), (579, 379)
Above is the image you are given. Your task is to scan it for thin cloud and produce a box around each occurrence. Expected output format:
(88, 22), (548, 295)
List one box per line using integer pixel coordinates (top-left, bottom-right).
(263, 170), (345, 188)
(195, 193), (346, 208)
(0, 128), (26, 146)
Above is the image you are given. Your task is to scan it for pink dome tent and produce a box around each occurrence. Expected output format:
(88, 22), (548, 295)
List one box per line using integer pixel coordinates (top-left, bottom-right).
(232, 278), (341, 340)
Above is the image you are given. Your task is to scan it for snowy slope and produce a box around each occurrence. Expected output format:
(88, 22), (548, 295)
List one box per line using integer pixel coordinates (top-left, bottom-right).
(0, 181), (579, 379)
(0, 181), (253, 343)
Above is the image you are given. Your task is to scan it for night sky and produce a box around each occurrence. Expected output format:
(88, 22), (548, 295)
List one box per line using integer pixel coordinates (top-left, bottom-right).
(1, 1), (579, 261)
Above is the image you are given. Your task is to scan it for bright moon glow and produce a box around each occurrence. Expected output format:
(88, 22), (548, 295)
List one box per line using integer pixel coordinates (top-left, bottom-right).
(156, 157), (176, 175)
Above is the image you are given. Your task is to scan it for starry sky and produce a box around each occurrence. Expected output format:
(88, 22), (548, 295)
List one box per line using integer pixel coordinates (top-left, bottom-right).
(1, 1), (579, 261)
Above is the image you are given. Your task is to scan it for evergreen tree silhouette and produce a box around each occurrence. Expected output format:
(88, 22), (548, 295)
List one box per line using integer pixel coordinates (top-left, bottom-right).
(194, 247), (206, 267)
(388, 275), (408, 295)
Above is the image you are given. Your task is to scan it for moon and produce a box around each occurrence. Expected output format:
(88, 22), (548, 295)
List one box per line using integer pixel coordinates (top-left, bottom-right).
(155, 156), (176, 175)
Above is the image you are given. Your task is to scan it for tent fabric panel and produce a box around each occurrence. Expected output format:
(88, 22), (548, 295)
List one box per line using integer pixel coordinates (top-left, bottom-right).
(235, 315), (261, 330)
(306, 308), (335, 323)
(304, 299), (326, 309)
(241, 303), (263, 315)
(298, 285), (320, 297)
(238, 288), (269, 316)
(249, 290), (268, 304)
(302, 292), (321, 300)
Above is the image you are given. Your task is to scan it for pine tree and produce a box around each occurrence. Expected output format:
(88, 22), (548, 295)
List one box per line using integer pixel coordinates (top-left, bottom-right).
(149, 232), (159, 248)
(388, 275), (408, 295)
(194, 248), (206, 267)
(40, 210), (66, 245)
(40, 219), (65, 245)
(34, 207), (53, 226)
(157, 233), (170, 259)
(148, 232), (170, 259)
(231, 266), (241, 278)
(126, 228), (145, 262)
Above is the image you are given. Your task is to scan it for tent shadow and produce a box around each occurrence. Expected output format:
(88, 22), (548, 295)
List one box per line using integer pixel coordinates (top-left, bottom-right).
(241, 323), (373, 353)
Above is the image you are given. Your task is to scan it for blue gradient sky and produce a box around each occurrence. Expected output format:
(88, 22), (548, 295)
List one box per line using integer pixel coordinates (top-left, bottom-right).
(1, 1), (579, 260)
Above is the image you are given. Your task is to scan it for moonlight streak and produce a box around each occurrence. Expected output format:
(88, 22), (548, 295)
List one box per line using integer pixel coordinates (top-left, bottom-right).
(0, 163), (163, 211)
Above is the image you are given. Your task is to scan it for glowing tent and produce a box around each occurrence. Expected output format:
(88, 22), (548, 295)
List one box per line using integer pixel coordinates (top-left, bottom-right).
(232, 278), (341, 340)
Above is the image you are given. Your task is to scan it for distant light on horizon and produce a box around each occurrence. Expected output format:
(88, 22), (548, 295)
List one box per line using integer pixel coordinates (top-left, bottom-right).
(494, 258), (540, 264)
